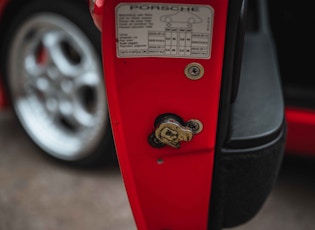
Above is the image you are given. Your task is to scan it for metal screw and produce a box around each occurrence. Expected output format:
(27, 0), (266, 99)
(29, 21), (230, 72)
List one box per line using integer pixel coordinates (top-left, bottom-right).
(188, 66), (201, 76)
(185, 63), (204, 80)
(186, 119), (203, 134)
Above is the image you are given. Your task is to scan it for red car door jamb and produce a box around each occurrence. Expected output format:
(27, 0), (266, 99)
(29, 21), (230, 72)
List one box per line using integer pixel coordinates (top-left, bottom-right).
(101, 1), (228, 229)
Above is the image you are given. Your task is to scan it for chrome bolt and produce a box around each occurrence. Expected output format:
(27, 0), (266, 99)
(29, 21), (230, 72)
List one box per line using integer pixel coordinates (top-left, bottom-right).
(188, 66), (200, 76)
(185, 63), (204, 80)
(186, 119), (203, 134)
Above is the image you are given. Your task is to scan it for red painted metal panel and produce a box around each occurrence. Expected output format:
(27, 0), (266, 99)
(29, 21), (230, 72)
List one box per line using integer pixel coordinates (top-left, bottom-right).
(0, 77), (6, 108)
(0, 0), (9, 14)
(285, 107), (315, 157)
(0, 0), (9, 108)
(101, 0), (228, 229)
(89, 0), (104, 30)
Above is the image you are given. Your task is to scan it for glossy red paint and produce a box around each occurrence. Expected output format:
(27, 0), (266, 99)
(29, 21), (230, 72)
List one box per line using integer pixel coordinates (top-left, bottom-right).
(0, 80), (6, 108)
(285, 107), (315, 157)
(101, 0), (228, 229)
(0, 0), (9, 14)
(0, 0), (9, 108)
(89, 0), (103, 31)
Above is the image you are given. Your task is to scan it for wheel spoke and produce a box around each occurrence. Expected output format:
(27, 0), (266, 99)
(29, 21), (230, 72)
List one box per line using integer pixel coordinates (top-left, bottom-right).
(42, 31), (81, 77)
(73, 104), (95, 128)
(58, 98), (74, 118)
(24, 53), (46, 77)
(76, 72), (100, 88)
(58, 96), (95, 129)
(45, 97), (60, 119)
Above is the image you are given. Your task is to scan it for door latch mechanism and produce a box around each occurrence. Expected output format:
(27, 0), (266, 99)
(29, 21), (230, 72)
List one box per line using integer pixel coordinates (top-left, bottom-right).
(148, 114), (203, 149)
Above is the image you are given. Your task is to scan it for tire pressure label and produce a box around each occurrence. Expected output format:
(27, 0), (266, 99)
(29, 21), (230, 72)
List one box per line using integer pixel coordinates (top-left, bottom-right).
(116, 3), (214, 59)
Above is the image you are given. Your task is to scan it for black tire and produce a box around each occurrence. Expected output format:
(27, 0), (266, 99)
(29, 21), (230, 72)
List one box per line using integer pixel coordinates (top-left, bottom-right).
(0, 0), (115, 167)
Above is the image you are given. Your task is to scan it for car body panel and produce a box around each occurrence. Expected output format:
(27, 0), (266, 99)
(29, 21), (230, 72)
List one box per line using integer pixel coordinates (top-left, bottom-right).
(91, 0), (315, 161)
(0, 0), (9, 108)
(0, 0), (9, 14)
(100, 0), (229, 229)
(285, 107), (315, 156)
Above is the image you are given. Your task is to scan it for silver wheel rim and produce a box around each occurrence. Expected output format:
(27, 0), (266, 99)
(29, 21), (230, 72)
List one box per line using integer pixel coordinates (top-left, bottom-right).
(8, 13), (108, 161)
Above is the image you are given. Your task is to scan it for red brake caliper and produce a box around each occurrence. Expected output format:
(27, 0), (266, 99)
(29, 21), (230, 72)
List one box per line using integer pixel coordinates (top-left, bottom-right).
(101, 1), (228, 229)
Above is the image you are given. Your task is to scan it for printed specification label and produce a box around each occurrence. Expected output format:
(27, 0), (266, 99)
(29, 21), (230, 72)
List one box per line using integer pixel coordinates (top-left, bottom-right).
(116, 3), (214, 59)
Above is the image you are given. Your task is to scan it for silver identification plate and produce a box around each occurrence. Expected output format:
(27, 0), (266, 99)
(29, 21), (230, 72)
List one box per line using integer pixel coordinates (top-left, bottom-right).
(116, 3), (214, 59)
